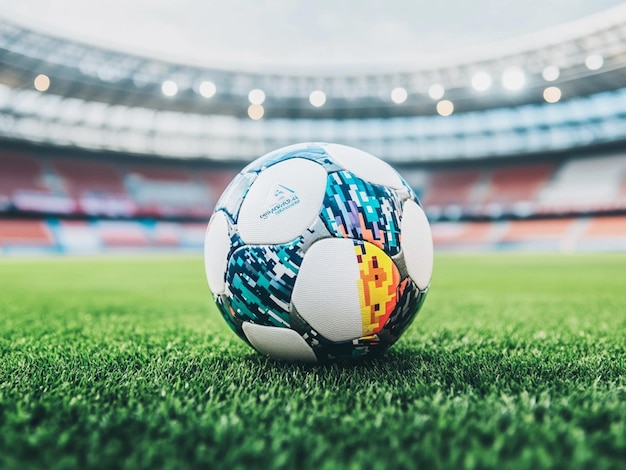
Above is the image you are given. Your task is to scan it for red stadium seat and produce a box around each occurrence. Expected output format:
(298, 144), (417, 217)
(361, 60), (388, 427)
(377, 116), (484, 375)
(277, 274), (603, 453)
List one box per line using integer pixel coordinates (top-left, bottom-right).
(0, 220), (54, 246)
(501, 219), (574, 242)
(97, 221), (150, 247)
(582, 216), (626, 238)
(51, 158), (135, 216)
(0, 152), (49, 196)
(125, 165), (212, 217)
(128, 165), (193, 182)
(52, 158), (128, 196)
(431, 221), (494, 246)
(421, 169), (483, 210)
(481, 163), (554, 206)
(197, 169), (238, 208)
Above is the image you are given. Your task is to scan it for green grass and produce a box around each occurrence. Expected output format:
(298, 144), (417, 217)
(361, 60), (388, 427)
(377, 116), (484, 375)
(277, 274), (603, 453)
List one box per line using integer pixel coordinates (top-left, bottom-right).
(0, 253), (624, 470)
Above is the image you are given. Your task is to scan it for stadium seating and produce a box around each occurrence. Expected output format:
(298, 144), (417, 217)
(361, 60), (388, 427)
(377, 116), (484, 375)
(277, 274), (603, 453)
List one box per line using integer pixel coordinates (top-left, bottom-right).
(578, 216), (626, 250)
(0, 151), (47, 195)
(536, 154), (626, 214)
(479, 163), (554, 216)
(151, 221), (181, 247)
(430, 221), (495, 249)
(0, 219), (55, 248)
(0, 151), (74, 213)
(179, 222), (209, 248)
(54, 220), (100, 252)
(125, 165), (213, 217)
(197, 169), (239, 209)
(500, 218), (578, 251)
(51, 158), (136, 216)
(1, 215), (625, 254)
(583, 216), (626, 237)
(97, 221), (150, 248)
(430, 217), (626, 251)
(2, 144), (626, 254)
(420, 169), (483, 218)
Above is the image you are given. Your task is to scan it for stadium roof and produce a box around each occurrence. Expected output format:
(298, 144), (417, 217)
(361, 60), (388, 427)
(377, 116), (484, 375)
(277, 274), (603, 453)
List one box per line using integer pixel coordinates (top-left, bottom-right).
(0, 2), (625, 163)
(0, 2), (625, 119)
(0, 0), (623, 72)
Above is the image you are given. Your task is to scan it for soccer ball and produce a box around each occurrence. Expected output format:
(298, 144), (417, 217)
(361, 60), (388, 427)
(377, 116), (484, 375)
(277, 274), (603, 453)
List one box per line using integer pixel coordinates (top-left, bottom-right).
(204, 143), (433, 363)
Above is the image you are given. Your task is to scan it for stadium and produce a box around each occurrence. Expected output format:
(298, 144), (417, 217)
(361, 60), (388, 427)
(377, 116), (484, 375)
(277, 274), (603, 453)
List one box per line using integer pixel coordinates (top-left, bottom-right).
(0, 1), (625, 468)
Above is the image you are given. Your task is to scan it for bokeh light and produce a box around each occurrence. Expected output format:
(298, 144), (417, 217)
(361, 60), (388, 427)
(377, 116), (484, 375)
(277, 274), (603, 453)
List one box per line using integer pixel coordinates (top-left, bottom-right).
(33, 74), (50, 92)
(436, 99), (454, 116)
(585, 54), (604, 70)
(428, 84), (445, 100)
(199, 80), (216, 98)
(161, 80), (178, 97)
(542, 65), (560, 81)
(309, 90), (326, 107)
(472, 72), (492, 91)
(501, 67), (525, 91)
(247, 104), (264, 120)
(248, 88), (266, 105)
(390, 87), (408, 104)
(543, 86), (562, 103)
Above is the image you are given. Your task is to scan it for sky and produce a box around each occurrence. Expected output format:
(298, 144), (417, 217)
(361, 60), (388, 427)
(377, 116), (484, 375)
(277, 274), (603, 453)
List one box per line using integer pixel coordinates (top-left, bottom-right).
(0, 0), (623, 72)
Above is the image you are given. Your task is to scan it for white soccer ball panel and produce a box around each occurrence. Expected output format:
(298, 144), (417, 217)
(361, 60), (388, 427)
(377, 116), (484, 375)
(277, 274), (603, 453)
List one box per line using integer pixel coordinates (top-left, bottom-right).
(237, 158), (327, 245)
(292, 238), (364, 342)
(401, 200), (433, 290)
(242, 322), (318, 362)
(322, 143), (404, 190)
(204, 210), (231, 294)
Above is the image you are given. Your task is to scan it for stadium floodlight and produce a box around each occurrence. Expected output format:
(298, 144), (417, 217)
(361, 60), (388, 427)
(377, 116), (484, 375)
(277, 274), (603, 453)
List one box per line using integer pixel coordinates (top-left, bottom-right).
(161, 80), (178, 97)
(309, 90), (326, 107)
(585, 54), (604, 70)
(390, 87), (408, 104)
(436, 99), (454, 116)
(199, 80), (217, 98)
(428, 84), (445, 100)
(543, 86), (562, 103)
(471, 72), (492, 91)
(248, 88), (266, 105)
(247, 104), (264, 120)
(501, 67), (525, 91)
(542, 65), (560, 82)
(33, 74), (50, 92)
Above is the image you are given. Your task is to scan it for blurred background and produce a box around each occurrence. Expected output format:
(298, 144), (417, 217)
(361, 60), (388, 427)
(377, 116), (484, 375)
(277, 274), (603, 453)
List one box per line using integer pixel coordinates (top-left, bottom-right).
(0, 0), (625, 255)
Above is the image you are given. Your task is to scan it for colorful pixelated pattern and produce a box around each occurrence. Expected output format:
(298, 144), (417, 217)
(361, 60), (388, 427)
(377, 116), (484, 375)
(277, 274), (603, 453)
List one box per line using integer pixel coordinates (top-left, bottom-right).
(354, 241), (400, 336)
(289, 278), (424, 362)
(225, 238), (303, 328)
(321, 171), (402, 256)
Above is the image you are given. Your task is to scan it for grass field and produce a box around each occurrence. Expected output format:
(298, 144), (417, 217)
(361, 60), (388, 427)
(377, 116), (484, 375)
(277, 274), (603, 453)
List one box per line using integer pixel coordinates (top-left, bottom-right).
(0, 253), (624, 469)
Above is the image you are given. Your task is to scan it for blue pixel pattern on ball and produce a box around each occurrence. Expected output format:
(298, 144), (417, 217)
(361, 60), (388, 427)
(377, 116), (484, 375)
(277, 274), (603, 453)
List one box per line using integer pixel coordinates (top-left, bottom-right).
(225, 238), (304, 328)
(320, 171), (403, 256)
